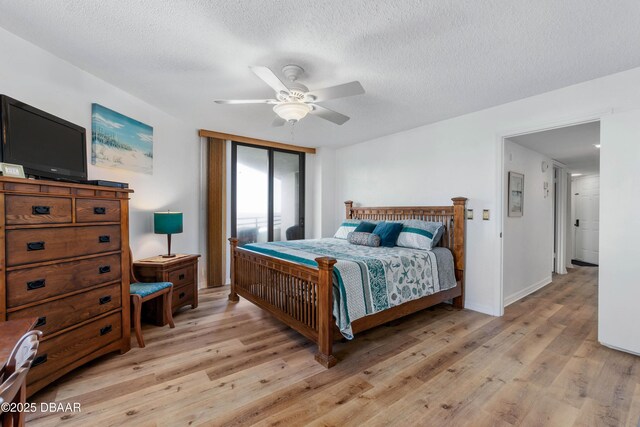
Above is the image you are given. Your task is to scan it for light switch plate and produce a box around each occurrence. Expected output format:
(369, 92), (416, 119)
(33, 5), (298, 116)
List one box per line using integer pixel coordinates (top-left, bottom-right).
(466, 209), (474, 220)
(483, 209), (490, 220)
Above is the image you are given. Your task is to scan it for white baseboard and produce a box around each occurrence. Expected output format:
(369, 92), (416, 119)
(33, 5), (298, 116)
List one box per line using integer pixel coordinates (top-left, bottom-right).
(599, 341), (640, 357)
(504, 276), (552, 307)
(463, 300), (500, 316)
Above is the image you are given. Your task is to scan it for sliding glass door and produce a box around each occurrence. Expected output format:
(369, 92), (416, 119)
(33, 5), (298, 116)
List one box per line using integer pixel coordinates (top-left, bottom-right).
(231, 142), (305, 246)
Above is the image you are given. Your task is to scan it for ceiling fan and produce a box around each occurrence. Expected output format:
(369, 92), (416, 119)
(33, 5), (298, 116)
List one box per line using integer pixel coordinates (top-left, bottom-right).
(214, 64), (365, 126)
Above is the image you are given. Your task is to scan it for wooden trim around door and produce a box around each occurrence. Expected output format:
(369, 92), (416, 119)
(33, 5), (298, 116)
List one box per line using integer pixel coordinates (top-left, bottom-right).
(207, 137), (226, 287)
(199, 129), (316, 154)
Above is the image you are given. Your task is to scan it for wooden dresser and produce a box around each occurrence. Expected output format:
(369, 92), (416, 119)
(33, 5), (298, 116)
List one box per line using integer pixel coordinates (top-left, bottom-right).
(133, 254), (200, 326)
(0, 177), (132, 395)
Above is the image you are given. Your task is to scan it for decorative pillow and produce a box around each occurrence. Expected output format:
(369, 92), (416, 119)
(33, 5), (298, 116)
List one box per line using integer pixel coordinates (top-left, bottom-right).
(333, 220), (362, 239)
(347, 231), (381, 247)
(396, 219), (445, 250)
(354, 221), (377, 233)
(372, 221), (404, 247)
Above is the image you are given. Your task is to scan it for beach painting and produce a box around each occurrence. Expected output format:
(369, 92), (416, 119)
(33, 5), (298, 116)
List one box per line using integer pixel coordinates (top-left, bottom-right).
(91, 104), (153, 174)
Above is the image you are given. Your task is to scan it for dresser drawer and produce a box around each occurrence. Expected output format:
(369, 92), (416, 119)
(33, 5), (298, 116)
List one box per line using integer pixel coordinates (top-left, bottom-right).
(7, 254), (121, 308)
(76, 199), (121, 223)
(5, 195), (72, 225)
(172, 283), (194, 311)
(8, 283), (121, 336)
(6, 225), (121, 266)
(28, 312), (122, 385)
(168, 265), (194, 288)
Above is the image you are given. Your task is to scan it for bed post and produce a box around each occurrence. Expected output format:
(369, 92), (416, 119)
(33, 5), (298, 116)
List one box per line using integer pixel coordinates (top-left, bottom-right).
(451, 197), (467, 309)
(315, 256), (337, 368)
(228, 238), (239, 302)
(344, 200), (353, 219)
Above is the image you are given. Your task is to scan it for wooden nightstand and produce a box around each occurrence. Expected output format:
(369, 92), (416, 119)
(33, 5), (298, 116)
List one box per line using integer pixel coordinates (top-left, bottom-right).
(133, 254), (200, 326)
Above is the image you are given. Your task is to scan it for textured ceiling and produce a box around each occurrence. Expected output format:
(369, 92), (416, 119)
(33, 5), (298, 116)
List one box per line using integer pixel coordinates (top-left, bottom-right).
(508, 121), (600, 175)
(0, 1), (639, 147)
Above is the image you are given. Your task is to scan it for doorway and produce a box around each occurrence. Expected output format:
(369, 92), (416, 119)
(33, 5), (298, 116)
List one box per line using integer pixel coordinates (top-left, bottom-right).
(501, 120), (600, 308)
(571, 174), (600, 265)
(231, 142), (305, 247)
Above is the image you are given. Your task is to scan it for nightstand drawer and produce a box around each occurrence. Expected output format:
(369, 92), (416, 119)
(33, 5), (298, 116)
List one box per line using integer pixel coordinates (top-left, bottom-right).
(76, 199), (121, 223)
(172, 283), (194, 310)
(7, 254), (121, 308)
(5, 195), (72, 225)
(6, 225), (121, 266)
(28, 312), (122, 386)
(8, 283), (121, 336)
(168, 265), (194, 288)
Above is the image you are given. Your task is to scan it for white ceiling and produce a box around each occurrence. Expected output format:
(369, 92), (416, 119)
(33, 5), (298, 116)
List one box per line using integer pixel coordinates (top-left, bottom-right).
(1, 1), (639, 148)
(508, 121), (600, 175)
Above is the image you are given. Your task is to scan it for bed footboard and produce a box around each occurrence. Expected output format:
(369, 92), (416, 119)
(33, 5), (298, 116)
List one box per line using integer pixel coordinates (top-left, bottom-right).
(228, 238), (337, 367)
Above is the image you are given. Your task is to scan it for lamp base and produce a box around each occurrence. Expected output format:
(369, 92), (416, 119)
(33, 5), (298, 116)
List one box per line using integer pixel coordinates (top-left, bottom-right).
(161, 254), (177, 258)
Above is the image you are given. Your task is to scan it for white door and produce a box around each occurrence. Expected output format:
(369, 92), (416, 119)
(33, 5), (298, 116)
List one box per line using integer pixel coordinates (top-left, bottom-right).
(572, 175), (600, 264)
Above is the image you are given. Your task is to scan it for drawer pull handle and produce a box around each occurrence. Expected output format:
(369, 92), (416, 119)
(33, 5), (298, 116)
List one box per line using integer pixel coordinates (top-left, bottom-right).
(94, 207), (106, 215)
(100, 325), (113, 336)
(98, 265), (111, 274)
(179, 292), (186, 299)
(179, 274), (185, 280)
(35, 316), (47, 327)
(32, 354), (48, 367)
(27, 279), (46, 290)
(99, 295), (112, 305)
(98, 235), (111, 243)
(32, 206), (51, 215)
(27, 241), (45, 251)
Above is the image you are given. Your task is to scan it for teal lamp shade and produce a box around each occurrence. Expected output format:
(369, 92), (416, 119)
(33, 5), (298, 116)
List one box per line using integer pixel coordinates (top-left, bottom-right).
(154, 212), (183, 257)
(154, 212), (183, 235)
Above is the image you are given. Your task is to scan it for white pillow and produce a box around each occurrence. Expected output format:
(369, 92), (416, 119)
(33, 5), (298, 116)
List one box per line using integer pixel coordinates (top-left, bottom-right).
(395, 219), (445, 250)
(333, 220), (362, 239)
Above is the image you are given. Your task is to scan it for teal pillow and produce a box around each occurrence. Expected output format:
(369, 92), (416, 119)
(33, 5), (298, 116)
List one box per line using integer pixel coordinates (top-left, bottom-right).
(354, 221), (377, 233)
(372, 221), (403, 247)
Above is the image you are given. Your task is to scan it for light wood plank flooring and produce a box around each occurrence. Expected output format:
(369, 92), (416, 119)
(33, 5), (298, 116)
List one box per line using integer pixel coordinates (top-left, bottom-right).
(27, 266), (640, 426)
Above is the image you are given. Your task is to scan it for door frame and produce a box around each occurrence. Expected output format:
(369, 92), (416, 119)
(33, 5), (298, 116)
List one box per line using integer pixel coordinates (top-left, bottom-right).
(497, 112), (606, 314)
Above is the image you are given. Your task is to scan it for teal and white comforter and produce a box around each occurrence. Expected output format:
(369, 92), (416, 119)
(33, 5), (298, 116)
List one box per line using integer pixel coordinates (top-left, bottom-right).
(243, 238), (457, 339)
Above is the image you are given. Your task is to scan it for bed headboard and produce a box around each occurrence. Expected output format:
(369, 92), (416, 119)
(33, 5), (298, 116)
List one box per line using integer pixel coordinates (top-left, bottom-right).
(344, 198), (467, 281)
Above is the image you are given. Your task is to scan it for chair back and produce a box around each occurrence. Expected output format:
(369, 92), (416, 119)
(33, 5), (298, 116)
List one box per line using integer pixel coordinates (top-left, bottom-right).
(129, 248), (141, 284)
(5, 330), (42, 374)
(0, 366), (31, 406)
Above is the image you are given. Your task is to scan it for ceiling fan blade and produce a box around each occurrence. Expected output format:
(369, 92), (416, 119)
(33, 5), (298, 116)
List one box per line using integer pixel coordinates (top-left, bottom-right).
(249, 66), (289, 94)
(214, 99), (276, 104)
(272, 116), (287, 127)
(307, 81), (364, 102)
(310, 105), (350, 125)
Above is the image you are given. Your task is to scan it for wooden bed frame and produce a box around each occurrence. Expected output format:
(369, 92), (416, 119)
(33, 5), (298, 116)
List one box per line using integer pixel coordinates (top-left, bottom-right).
(228, 197), (467, 367)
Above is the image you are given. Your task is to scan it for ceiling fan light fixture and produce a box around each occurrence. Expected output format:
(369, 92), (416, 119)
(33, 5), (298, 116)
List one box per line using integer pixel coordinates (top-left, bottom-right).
(273, 102), (312, 122)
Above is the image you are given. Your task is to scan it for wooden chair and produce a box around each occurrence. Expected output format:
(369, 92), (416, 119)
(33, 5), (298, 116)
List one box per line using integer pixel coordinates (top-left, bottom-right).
(129, 251), (175, 348)
(0, 330), (42, 427)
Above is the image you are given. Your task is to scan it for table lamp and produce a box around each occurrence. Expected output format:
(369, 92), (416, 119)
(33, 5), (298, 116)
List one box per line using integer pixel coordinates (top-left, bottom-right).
(154, 211), (183, 258)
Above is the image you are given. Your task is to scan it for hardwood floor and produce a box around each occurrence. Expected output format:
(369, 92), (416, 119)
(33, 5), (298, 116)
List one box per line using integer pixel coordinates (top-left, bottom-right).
(26, 266), (640, 426)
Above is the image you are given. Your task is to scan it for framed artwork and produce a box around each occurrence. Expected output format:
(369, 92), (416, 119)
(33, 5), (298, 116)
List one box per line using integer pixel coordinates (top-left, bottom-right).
(91, 103), (153, 174)
(508, 171), (524, 217)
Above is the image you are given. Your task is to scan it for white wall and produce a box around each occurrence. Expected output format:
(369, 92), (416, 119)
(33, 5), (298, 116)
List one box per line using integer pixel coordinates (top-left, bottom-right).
(599, 110), (640, 355)
(313, 147), (337, 238)
(0, 27), (204, 281)
(503, 140), (553, 305)
(332, 65), (640, 322)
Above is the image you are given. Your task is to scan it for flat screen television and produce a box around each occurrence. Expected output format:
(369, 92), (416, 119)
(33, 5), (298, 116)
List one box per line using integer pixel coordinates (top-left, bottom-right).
(0, 95), (87, 181)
